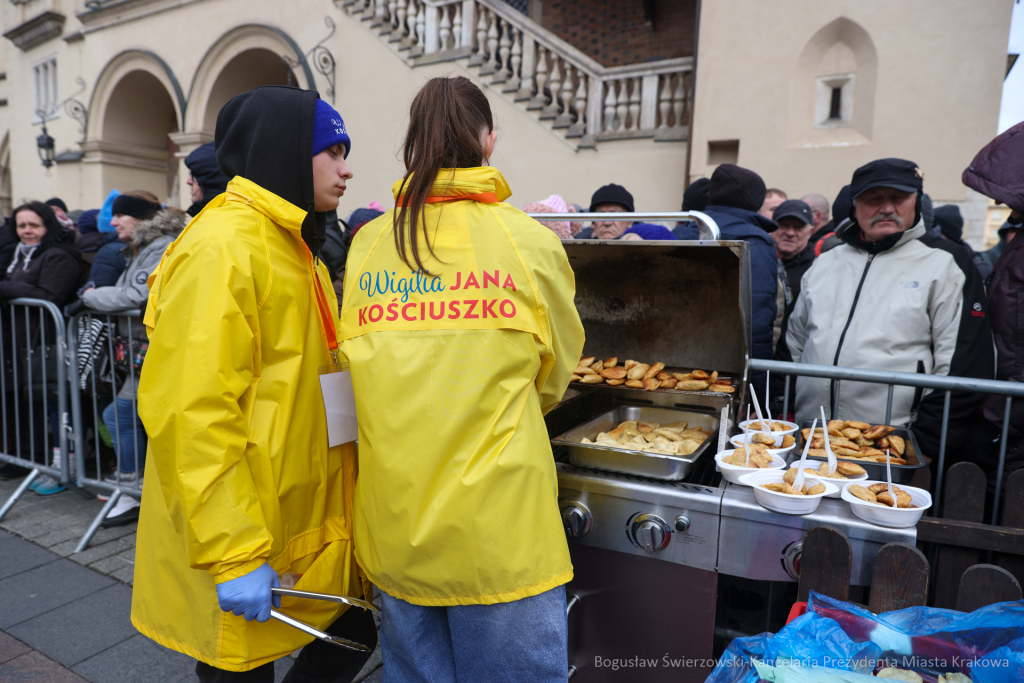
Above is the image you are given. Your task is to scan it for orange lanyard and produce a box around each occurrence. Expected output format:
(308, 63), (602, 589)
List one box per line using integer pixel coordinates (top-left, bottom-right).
(306, 249), (340, 367)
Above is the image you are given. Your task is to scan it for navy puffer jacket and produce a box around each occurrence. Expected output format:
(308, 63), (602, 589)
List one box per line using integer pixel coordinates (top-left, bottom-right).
(676, 205), (779, 360)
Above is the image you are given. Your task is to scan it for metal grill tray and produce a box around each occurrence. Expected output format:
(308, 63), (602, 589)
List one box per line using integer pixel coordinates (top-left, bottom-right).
(795, 420), (925, 485)
(552, 405), (719, 481)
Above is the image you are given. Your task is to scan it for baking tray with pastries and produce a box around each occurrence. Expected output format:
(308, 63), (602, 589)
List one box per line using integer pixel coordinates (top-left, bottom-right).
(796, 419), (925, 485)
(568, 355), (737, 394)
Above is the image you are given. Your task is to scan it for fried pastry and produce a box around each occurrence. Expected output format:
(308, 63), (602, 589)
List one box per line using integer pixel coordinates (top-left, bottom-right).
(692, 369), (710, 379)
(580, 374), (604, 384)
(644, 362), (666, 379)
(570, 374), (582, 382)
(848, 485), (877, 503)
(707, 383), (734, 392)
(579, 357), (595, 367)
(835, 462), (867, 476)
(661, 378), (679, 389)
(888, 434), (906, 455)
(782, 435), (796, 448)
(601, 367), (628, 380)
(603, 357), (618, 368)
(863, 425), (895, 440)
(606, 379), (625, 386)
(660, 421), (688, 432)
(676, 380), (710, 391)
(806, 483), (826, 495)
(623, 359), (639, 371)
(841, 427), (862, 440)
(625, 379), (644, 388)
(642, 377), (661, 391)
(672, 372), (693, 381)
(627, 363), (650, 380)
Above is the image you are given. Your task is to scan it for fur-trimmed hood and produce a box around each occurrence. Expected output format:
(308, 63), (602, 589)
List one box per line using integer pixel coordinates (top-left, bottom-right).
(131, 208), (188, 251)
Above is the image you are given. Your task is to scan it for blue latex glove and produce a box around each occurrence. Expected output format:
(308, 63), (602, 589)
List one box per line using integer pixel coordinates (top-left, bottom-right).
(216, 563), (281, 622)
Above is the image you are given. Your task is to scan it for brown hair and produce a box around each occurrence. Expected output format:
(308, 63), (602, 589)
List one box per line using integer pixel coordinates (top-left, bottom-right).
(765, 188), (788, 200)
(394, 76), (494, 274)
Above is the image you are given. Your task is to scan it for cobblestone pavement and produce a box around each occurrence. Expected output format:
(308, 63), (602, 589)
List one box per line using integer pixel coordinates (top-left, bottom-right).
(0, 476), (383, 682)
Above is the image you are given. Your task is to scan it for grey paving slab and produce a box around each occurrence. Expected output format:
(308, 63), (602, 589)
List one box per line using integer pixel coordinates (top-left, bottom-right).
(8, 584), (136, 668)
(0, 531), (57, 579)
(47, 538), (82, 558)
(0, 650), (90, 682)
(87, 553), (133, 576)
(109, 566), (135, 585)
(71, 634), (195, 683)
(65, 537), (130, 565)
(89, 524), (136, 545)
(0, 630), (30, 665)
(0, 558), (114, 628)
(30, 524), (90, 549)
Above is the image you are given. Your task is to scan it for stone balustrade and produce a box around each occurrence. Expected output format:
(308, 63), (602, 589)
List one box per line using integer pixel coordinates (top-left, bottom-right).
(339, 0), (691, 146)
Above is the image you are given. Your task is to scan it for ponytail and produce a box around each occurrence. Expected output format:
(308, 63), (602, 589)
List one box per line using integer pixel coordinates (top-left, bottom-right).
(394, 76), (494, 275)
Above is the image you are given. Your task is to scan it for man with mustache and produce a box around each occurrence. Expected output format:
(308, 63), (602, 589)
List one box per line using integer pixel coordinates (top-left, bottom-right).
(786, 158), (994, 463)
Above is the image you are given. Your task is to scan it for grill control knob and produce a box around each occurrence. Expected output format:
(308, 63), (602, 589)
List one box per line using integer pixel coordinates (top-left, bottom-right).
(675, 515), (691, 532)
(631, 514), (671, 553)
(560, 501), (592, 537)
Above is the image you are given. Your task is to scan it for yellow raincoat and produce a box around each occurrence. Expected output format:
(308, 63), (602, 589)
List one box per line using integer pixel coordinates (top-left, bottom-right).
(131, 177), (365, 671)
(340, 166), (585, 606)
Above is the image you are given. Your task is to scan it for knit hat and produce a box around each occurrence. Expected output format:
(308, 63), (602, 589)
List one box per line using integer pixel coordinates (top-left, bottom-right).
(45, 197), (68, 213)
(934, 204), (964, 243)
(111, 194), (161, 220)
(920, 193), (934, 231)
(682, 177), (710, 212)
(589, 184), (634, 213)
(832, 185), (853, 224)
(312, 99), (351, 158)
(77, 209), (99, 235)
(524, 195), (581, 239)
(708, 164), (766, 213)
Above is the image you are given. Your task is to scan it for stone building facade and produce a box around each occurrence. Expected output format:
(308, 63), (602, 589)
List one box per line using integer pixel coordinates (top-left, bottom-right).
(0, 0), (1011, 247)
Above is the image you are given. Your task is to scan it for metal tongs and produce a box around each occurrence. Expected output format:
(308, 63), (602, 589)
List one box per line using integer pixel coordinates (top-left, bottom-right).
(270, 588), (379, 652)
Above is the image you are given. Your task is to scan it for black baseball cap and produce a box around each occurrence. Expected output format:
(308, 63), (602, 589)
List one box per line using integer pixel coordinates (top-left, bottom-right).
(850, 158), (924, 199)
(772, 199), (813, 226)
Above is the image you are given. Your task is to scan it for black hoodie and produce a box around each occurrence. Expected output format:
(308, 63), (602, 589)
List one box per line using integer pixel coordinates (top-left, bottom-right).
(215, 86), (327, 259)
(184, 141), (230, 216)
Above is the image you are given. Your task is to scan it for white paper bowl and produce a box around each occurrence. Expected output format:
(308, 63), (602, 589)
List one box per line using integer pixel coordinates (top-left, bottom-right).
(715, 448), (788, 485)
(841, 480), (932, 528)
(785, 463), (868, 498)
(738, 470), (838, 515)
(739, 419), (799, 448)
(730, 433), (794, 458)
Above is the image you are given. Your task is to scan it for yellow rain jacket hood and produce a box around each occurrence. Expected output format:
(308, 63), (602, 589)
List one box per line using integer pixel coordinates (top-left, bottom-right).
(132, 86), (364, 672)
(340, 167), (585, 606)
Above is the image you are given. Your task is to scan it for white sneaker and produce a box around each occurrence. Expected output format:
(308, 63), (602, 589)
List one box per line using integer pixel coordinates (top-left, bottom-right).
(103, 470), (139, 486)
(101, 494), (141, 527)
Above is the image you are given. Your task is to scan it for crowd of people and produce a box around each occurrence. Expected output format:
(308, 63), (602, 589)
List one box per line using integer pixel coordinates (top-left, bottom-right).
(525, 133), (1022, 503)
(0, 74), (1020, 681)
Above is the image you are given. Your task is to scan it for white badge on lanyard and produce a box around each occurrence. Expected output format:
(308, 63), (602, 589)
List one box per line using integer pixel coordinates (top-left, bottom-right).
(319, 362), (358, 447)
(308, 248), (357, 447)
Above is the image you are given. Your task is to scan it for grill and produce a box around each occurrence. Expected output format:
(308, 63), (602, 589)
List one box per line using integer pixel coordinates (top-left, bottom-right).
(547, 237), (915, 682)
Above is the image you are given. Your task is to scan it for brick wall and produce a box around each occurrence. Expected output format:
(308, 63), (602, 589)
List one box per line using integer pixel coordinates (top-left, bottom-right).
(540, 0), (696, 67)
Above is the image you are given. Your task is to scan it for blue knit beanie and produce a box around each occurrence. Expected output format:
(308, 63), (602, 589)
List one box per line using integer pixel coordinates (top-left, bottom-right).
(311, 99), (351, 158)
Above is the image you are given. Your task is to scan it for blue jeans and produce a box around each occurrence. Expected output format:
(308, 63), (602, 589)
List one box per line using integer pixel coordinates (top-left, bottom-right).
(380, 585), (568, 683)
(102, 398), (146, 474)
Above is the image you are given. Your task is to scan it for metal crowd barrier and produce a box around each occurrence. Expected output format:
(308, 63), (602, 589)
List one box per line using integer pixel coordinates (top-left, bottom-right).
(525, 210), (722, 241)
(67, 309), (145, 552)
(750, 358), (1024, 526)
(0, 299), (72, 522)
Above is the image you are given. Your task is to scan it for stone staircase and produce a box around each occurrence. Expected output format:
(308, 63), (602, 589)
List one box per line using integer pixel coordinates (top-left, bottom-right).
(337, 0), (692, 149)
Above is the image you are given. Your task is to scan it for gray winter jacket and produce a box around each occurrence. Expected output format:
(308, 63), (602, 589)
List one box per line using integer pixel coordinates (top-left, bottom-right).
(80, 209), (187, 398)
(786, 217), (994, 458)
